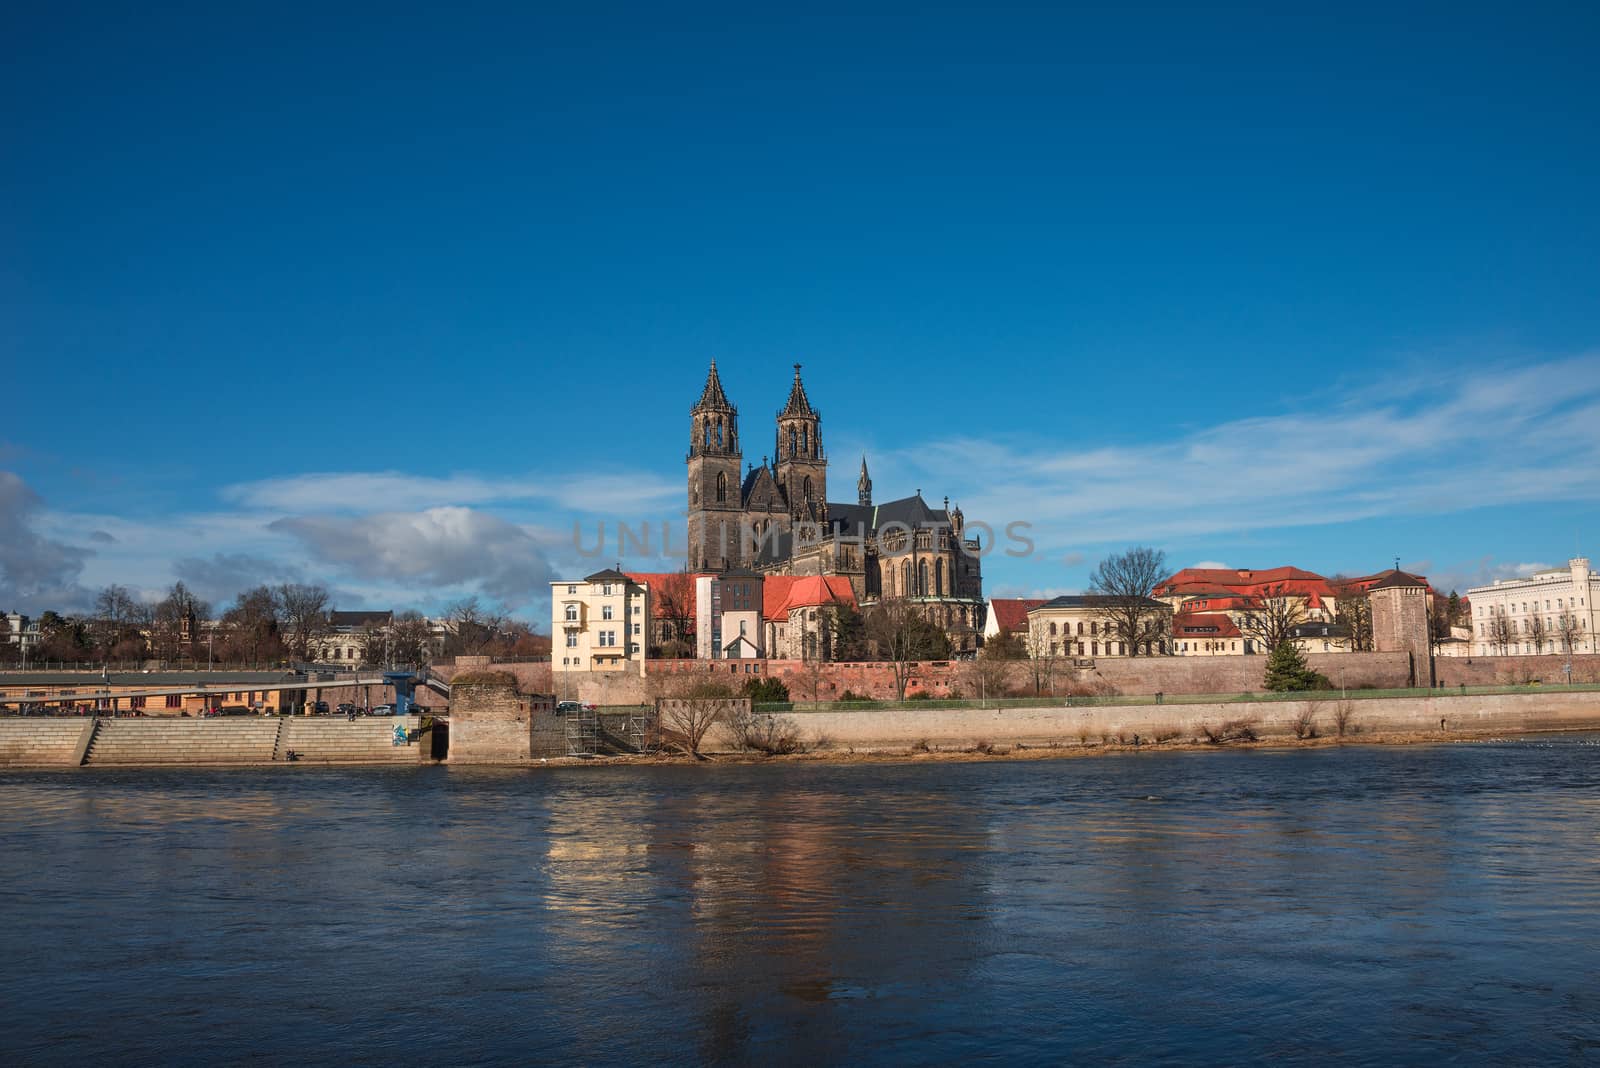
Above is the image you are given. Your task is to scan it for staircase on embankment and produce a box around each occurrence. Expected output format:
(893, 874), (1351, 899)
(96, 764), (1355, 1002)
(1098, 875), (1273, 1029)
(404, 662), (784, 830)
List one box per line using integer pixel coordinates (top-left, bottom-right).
(0, 719), (97, 766)
(0, 715), (433, 766)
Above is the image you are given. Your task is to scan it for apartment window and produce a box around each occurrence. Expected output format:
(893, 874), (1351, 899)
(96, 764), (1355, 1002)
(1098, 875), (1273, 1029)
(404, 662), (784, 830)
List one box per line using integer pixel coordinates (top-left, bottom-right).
(603, 584), (613, 596)
(565, 605), (578, 621)
(565, 633), (577, 648)
(568, 585), (577, 594)
(602, 605), (613, 621)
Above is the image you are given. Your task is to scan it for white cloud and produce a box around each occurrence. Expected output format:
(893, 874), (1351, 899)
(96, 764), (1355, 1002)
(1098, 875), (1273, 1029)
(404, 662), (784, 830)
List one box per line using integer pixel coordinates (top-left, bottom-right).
(224, 470), (679, 515)
(0, 471), (95, 612)
(876, 353), (1600, 550)
(268, 506), (554, 608)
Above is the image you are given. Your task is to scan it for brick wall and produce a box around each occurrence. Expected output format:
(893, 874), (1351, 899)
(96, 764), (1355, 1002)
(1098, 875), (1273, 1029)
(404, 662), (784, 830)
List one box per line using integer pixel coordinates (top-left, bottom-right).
(1434, 653), (1600, 686)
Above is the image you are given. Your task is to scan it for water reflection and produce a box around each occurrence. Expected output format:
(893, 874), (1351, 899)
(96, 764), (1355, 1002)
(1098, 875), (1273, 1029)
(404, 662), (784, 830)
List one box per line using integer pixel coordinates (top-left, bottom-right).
(3, 738), (1600, 1064)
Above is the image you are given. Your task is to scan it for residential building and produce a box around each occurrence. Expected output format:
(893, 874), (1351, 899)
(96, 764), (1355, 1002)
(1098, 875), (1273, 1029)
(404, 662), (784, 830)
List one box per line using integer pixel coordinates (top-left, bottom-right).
(982, 599), (1047, 643)
(696, 569), (766, 659)
(1172, 612), (1245, 655)
(3, 613), (42, 658)
(1467, 557), (1598, 656)
(552, 569), (651, 674)
(1025, 595), (1174, 659)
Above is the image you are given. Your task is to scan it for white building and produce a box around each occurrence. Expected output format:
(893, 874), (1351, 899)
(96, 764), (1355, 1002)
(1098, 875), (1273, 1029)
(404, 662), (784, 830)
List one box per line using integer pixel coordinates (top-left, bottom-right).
(1467, 557), (1597, 656)
(552, 568), (651, 674)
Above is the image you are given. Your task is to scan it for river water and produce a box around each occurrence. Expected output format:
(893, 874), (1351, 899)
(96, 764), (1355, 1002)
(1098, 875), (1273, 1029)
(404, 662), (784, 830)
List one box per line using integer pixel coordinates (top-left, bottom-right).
(3, 737), (1599, 1065)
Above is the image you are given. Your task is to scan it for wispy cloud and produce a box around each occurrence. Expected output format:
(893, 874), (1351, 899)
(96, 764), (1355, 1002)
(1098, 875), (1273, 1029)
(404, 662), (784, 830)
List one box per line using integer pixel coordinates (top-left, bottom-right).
(0, 471), (94, 611)
(879, 353), (1600, 549)
(223, 470), (679, 514)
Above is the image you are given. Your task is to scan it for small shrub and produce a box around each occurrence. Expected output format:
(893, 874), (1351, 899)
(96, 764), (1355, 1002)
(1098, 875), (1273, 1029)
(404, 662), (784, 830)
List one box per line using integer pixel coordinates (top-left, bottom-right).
(906, 691), (934, 702)
(911, 738), (931, 752)
(742, 677), (791, 703)
(1292, 708), (1319, 740)
(838, 689), (868, 702)
(1153, 729), (1181, 743)
(1333, 701), (1355, 737)
(1201, 718), (1258, 745)
(970, 739), (995, 754)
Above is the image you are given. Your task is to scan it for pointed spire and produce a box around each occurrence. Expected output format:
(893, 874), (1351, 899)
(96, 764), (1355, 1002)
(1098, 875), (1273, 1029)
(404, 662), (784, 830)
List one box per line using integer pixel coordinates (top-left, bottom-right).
(779, 362), (815, 417)
(694, 359), (734, 412)
(857, 454), (872, 508)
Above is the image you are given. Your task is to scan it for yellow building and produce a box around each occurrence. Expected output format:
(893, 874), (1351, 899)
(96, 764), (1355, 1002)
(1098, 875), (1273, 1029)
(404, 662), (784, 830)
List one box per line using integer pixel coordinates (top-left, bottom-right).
(552, 568), (651, 675)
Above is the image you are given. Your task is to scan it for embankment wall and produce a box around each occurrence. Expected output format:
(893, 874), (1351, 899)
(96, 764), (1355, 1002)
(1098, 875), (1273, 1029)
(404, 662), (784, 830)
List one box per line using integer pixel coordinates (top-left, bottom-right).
(711, 690), (1600, 751)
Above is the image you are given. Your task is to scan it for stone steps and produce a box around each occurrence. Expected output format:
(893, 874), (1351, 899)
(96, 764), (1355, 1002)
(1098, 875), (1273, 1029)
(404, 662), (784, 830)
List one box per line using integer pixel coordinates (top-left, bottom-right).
(87, 720), (282, 764)
(0, 720), (94, 765)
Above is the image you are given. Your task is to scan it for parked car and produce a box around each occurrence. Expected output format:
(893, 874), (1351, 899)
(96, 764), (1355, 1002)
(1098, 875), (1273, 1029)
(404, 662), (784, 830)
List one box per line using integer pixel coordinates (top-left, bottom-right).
(336, 703), (358, 717)
(372, 704), (395, 716)
(556, 701), (597, 714)
(312, 701), (330, 714)
(217, 705), (253, 717)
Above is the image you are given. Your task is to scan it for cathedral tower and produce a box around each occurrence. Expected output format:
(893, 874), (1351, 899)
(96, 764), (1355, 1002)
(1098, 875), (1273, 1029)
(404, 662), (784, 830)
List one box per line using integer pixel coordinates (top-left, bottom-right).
(857, 456), (872, 508)
(774, 364), (827, 522)
(687, 360), (743, 570)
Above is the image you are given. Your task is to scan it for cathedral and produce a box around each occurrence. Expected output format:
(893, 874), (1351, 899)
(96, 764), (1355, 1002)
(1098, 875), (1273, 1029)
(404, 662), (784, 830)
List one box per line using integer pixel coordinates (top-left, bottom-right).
(686, 361), (986, 650)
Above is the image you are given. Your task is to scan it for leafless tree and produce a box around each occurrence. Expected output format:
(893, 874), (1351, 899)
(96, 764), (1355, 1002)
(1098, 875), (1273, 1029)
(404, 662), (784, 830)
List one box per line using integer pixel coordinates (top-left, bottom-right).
(1487, 610), (1515, 655)
(1237, 582), (1310, 653)
(151, 581), (209, 661)
(221, 585), (284, 666)
(1330, 581), (1374, 651)
(962, 648), (1015, 706)
(1526, 612), (1549, 654)
(658, 679), (737, 757)
(1023, 621), (1062, 696)
(445, 596), (507, 655)
(1556, 612), (1586, 655)
(865, 597), (950, 701)
(275, 583), (330, 661)
(1088, 546), (1170, 655)
(652, 569), (696, 658)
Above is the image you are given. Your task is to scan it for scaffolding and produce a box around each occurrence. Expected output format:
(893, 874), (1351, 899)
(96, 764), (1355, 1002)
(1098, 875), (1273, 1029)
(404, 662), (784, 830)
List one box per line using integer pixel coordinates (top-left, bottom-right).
(625, 707), (657, 754)
(565, 707), (599, 757)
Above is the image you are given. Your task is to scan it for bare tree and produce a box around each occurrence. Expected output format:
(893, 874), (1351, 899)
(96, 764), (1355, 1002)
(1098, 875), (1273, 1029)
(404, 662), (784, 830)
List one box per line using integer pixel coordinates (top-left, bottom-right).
(1526, 612), (1549, 654)
(1087, 547), (1170, 655)
(962, 647), (1015, 706)
(445, 596), (507, 655)
(1237, 582), (1310, 653)
(657, 679), (737, 757)
(275, 583), (330, 661)
(1487, 610), (1515, 655)
(652, 569), (696, 658)
(92, 584), (148, 660)
(1556, 611), (1586, 655)
(221, 586), (284, 666)
(1023, 620), (1062, 695)
(151, 581), (209, 661)
(1330, 580), (1374, 651)
(865, 597), (950, 701)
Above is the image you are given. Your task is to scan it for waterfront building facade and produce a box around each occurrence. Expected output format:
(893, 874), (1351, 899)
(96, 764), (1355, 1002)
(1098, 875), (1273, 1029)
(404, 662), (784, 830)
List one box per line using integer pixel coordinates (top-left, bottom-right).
(1025, 596), (1174, 658)
(552, 569), (651, 674)
(1467, 557), (1597, 656)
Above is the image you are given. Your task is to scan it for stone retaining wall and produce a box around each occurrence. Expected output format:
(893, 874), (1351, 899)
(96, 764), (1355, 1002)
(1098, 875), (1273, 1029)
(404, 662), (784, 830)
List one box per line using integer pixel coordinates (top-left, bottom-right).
(0, 720), (93, 766)
(711, 690), (1600, 751)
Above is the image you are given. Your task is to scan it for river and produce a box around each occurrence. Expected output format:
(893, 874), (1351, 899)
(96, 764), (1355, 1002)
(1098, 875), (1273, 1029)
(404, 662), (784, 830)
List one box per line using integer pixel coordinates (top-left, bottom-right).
(3, 736), (1599, 1064)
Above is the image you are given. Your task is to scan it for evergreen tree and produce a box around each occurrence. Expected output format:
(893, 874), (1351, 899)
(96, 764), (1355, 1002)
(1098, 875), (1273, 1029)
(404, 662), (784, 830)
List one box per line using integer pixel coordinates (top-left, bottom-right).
(1263, 641), (1328, 692)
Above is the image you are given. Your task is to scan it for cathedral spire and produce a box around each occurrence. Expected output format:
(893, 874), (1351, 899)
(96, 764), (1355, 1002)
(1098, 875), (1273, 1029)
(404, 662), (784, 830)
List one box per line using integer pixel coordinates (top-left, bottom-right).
(779, 362), (815, 417)
(695, 359), (734, 412)
(857, 455), (872, 507)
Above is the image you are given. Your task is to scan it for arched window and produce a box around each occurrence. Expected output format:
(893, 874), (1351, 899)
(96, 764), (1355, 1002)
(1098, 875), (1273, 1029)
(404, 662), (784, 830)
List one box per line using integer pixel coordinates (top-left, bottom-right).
(936, 559), (945, 596)
(716, 472), (727, 502)
(789, 427), (797, 456)
(716, 419), (724, 447)
(703, 420), (711, 448)
(918, 561), (928, 597)
(1049, 621), (1057, 636)
(802, 476), (812, 501)
(901, 561), (911, 597)
(1077, 621), (1084, 636)
(801, 427), (808, 455)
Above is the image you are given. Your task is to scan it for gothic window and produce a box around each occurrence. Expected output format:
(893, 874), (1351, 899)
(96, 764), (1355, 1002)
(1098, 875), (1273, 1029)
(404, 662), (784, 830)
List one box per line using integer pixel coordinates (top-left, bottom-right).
(801, 427), (808, 455)
(901, 561), (911, 597)
(789, 427), (797, 456)
(803, 476), (813, 501)
(716, 472), (727, 502)
(918, 561), (928, 597)
(936, 559), (945, 596)
(703, 420), (711, 448)
(716, 420), (724, 447)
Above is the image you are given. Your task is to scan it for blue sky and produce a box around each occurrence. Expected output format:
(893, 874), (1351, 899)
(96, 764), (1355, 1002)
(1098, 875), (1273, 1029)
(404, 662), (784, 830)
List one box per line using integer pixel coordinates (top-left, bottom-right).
(4, 1), (1599, 620)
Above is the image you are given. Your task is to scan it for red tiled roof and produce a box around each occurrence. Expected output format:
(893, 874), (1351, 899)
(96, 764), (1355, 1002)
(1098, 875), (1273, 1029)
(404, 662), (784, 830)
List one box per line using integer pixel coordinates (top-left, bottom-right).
(625, 572), (707, 619)
(1173, 612), (1242, 638)
(988, 598), (1048, 633)
(1156, 565), (1335, 607)
(776, 575), (857, 616)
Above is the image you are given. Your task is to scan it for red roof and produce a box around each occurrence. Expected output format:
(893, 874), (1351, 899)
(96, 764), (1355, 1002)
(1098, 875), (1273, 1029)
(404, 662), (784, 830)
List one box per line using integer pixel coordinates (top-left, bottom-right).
(1156, 565), (1335, 609)
(1173, 612), (1242, 638)
(773, 575), (857, 617)
(988, 598), (1048, 634)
